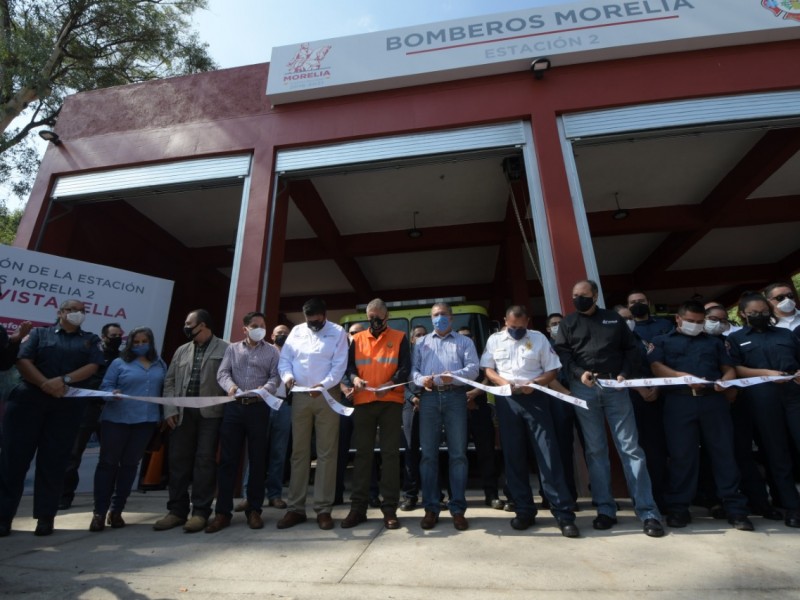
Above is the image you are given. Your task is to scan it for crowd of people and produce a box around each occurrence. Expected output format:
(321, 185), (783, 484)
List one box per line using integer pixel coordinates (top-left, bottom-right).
(0, 278), (798, 539)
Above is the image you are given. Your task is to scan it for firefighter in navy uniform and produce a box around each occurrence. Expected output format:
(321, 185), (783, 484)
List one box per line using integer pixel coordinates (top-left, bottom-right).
(0, 299), (104, 537)
(648, 300), (753, 531)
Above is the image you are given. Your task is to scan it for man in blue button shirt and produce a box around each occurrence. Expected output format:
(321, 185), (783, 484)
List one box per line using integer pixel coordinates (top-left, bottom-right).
(648, 300), (753, 531)
(411, 302), (478, 531)
(0, 299), (104, 537)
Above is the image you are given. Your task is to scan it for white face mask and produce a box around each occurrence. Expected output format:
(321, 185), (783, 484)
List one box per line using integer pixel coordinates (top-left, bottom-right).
(703, 320), (724, 336)
(626, 319), (636, 332)
(247, 327), (267, 342)
(65, 311), (85, 326)
(777, 297), (796, 314)
(549, 324), (559, 338)
(680, 321), (704, 337)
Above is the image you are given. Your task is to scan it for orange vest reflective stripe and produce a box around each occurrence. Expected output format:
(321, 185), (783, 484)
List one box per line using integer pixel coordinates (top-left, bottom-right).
(352, 328), (406, 405)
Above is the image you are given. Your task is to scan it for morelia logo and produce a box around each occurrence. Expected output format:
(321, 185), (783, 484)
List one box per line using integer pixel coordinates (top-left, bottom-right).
(284, 42), (333, 83)
(762, 0), (800, 21)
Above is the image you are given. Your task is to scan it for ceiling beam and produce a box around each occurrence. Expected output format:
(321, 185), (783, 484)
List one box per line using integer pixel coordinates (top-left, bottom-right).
(633, 128), (800, 286)
(288, 179), (373, 300)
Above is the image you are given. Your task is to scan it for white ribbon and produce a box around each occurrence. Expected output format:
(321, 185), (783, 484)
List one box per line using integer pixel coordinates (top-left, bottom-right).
(596, 374), (798, 389)
(235, 388), (283, 411)
(293, 385), (354, 416)
(65, 386), (285, 410)
(448, 375), (587, 410)
(519, 382), (589, 410)
(364, 381), (409, 392)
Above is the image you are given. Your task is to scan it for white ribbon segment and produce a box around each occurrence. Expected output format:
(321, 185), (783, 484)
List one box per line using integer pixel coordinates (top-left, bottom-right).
(448, 374), (586, 409)
(293, 385), (354, 416)
(235, 388), (283, 410)
(597, 374), (798, 389)
(65, 387), (232, 409)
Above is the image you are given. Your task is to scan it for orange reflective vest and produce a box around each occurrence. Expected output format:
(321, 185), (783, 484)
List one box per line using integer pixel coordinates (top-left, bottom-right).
(352, 327), (406, 405)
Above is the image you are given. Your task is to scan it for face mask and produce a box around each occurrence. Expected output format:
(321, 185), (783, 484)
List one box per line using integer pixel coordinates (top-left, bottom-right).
(274, 333), (288, 347)
(106, 337), (123, 351)
(247, 327), (267, 342)
(307, 319), (325, 332)
(64, 311), (85, 326)
(369, 316), (386, 333)
(746, 314), (771, 330)
(680, 321), (703, 337)
(626, 319), (636, 332)
(629, 302), (649, 318)
(432, 315), (450, 332)
(183, 325), (199, 340)
(704, 320), (724, 336)
(132, 344), (150, 357)
(549, 325), (559, 339)
(777, 297), (796, 314)
(573, 296), (594, 313)
(507, 327), (527, 341)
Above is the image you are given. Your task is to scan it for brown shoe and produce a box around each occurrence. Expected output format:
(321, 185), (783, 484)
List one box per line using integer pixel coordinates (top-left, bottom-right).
(340, 510), (367, 529)
(420, 511), (439, 530)
(247, 511), (264, 530)
(234, 499), (250, 513)
(317, 512), (334, 530)
(204, 514), (231, 533)
(107, 512), (125, 529)
(89, 514), (105, 532)
(453, 513), (469, 531)
(268, 498), (288, 509)
(383, 511), (400, 530)
(276, 511), (307, 529)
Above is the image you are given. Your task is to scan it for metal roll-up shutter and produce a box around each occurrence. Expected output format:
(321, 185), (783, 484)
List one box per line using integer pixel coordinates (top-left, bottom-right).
(51, 154), (252, 200)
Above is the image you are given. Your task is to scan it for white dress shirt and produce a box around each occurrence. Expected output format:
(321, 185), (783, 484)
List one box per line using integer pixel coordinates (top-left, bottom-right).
(278, 319), (348, 390)
(775, 310), (800, 331)
(480, 329), (561, 384)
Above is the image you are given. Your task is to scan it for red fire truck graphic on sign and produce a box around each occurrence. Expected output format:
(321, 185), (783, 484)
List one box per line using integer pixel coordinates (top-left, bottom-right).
(286, 43), (333, 72)
(762, 0), (800, 21)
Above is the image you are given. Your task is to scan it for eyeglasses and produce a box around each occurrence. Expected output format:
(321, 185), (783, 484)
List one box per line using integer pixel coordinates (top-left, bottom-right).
(770, 292), (795, 302)
(744, 312), (770, 318)
(705, 317), (729, 323)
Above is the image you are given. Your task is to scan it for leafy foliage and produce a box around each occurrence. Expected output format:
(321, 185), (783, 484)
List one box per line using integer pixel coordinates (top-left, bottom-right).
(0, 0), (216, 204)
(0, 202), (22, 244)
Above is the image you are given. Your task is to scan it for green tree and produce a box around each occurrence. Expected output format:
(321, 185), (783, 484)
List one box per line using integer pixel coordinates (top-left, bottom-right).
(0, 202), (22, 244)
(0, 0), (216, 201)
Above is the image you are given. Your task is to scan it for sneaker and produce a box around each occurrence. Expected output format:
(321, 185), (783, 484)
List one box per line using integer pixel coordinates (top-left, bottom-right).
(153, 513), (187, 531)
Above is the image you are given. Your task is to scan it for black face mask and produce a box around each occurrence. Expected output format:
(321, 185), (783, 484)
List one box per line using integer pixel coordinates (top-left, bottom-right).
(507, 327), (527, 341)
(573, 296), (595, 313)
(183, 325), (200, 340)
(105, 337), (123, 352)
(369, 316), (386, 334)
(629, 302), (650, 318)
(746, 314), (771, 330)
(307, 319), (325, 332)
(274, 333), (288, 347)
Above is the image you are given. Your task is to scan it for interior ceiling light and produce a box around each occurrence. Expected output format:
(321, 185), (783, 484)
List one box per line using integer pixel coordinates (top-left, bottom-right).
(408, 210), (422, 239)
(613, 192), (629, 220)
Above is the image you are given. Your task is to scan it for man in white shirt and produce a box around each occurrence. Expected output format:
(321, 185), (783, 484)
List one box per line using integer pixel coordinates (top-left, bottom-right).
(764, 282), (800, 330)
(481, 305), (579, 538)
(276, 298), (348, 530)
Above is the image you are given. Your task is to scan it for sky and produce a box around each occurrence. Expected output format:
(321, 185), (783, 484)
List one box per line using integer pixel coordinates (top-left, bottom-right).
(5, 1), (568, 210)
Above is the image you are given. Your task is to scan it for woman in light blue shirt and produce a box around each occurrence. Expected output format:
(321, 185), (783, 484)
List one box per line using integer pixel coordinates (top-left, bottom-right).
(90, 327), (165, 532)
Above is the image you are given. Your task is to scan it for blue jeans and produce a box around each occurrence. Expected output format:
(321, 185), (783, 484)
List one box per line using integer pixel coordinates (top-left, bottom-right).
(266, 401), (291, 500)
(571, 379), (660, 521)
(419, 389), (468, 515)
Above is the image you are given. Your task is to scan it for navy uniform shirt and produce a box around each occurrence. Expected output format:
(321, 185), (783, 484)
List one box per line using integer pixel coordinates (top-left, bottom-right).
(633, 316), (674, 343)
(554, 307), (643, 381)
(17, 325), (105, 388)
(648, 330), (732, 381)
(727, 326), (800, 373)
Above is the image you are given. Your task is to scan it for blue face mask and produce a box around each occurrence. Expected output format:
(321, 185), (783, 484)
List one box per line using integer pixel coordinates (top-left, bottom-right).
(432, 315), (450, 332)
(508, 327), (527, 341)
(132, 344), (150, 357)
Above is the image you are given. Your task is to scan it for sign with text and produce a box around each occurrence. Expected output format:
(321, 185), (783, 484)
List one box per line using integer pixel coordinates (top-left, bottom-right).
(0, 246), (174, 345)
(267, 0), (800, 104)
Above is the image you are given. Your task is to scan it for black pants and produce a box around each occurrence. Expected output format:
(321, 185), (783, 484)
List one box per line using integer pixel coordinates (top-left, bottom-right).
(467, 399), (498, 498)
(62, 400), (104, 501)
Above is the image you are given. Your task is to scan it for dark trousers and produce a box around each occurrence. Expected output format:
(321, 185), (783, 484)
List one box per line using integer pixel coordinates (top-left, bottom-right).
(351, 401), (403, 513)
(467, 399), (499, 498)
(166, 407), (221, 519)
(215, 401), (270, 517)
(495, 393), (576, 523)
(730, 393), (772, 510)
(336, 413), (379, 503)
(549, 396), (580, 503)
(62, 400), (104, 501)
(630, 391), (669, 512)
(401, 401), (421, 500)
(663, 393), (748, 517)
(0, 385), (85, 520)
(747, 385), (800, 511)
(93, 421), (155, 515)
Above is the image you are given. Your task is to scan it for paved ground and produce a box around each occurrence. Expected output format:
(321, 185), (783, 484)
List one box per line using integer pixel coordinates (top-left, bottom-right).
(1, 489), (799, 600)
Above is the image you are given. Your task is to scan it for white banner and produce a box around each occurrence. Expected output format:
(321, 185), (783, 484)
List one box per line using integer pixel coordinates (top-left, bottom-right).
(0, 246), (174, 345)
(293, 385), (354, 416)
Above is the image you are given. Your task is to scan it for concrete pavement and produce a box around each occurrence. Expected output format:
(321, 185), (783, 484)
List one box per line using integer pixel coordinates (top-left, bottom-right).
(1, 490), (799, 599)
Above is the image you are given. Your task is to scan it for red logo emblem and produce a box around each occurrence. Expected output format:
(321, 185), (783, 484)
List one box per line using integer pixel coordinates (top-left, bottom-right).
(762, 0), (800, 21)
(283, 43), (333, 85)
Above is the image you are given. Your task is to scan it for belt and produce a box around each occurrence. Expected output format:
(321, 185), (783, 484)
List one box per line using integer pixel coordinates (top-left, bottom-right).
(593, 372), (618, 380)
(671, 386), (714, 397)
(234, 396), (262, 405)
(430, 384), (462, 392)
